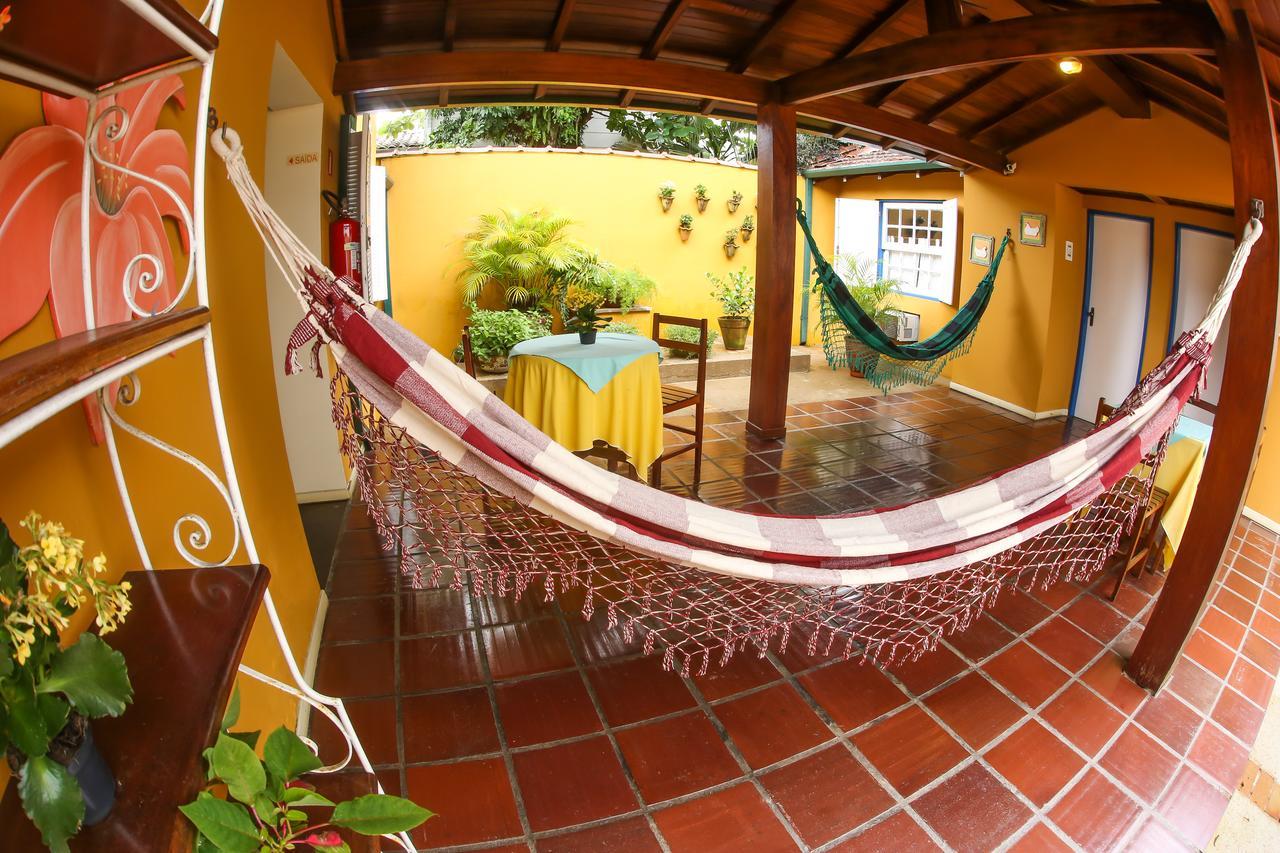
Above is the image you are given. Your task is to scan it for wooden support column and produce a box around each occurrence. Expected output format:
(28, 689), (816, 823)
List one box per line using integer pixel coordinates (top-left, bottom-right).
(1127, 9), (1280, 690)
(747, 100), (798, 440)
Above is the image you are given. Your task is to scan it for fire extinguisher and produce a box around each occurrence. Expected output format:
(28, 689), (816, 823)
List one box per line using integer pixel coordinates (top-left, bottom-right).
(322, 190), (362, 289)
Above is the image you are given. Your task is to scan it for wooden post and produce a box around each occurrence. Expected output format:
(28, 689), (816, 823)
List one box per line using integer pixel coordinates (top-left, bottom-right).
(747, 99), (797, 440)
(1126, 9), (1280, 691)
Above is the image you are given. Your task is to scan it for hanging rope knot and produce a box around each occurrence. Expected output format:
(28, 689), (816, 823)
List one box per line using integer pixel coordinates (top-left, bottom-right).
(1175, 328), (1213, 368)
(285, 268), (344, 377)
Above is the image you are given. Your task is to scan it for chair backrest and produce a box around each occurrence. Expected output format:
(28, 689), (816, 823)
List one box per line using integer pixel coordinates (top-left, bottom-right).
(460, 326), (477, 378)
(653, 313), (709, 396)
(1095, 397), (1116, 425)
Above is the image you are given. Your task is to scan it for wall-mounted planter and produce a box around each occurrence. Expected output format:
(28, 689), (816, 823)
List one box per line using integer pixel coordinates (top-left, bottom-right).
(660, 196), (674, 211)
(696, 197), (709, 212)
(727, 193), (743, 213)
(740, 228), (753, 243)
(724, 243), (737, 258)
(679, 227), (691, 242)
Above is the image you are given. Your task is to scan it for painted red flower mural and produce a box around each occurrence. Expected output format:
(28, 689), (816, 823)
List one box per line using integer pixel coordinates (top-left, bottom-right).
(0, 75), (191, 441)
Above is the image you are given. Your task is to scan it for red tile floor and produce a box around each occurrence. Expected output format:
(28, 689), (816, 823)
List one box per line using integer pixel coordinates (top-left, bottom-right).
(312, 387), (1280, 851)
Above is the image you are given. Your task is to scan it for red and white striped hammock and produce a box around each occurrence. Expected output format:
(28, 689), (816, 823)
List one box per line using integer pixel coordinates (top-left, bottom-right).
(214, 130), (1261, 672)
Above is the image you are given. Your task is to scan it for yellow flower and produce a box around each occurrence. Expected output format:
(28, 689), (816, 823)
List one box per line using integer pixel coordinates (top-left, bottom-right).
(91, 554), (107, 575)
(564, 286), (602, 312)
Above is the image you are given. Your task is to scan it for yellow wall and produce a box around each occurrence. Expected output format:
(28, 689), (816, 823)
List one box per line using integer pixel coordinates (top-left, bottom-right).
(382, 150), (826, 350)
(0, 0), (340, 764)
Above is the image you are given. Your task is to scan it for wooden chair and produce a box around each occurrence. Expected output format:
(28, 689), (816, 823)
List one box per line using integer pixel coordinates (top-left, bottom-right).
(650, 314), (709, 491)
(459, 326), (477, 378)
(1096, 397), (1170, 600)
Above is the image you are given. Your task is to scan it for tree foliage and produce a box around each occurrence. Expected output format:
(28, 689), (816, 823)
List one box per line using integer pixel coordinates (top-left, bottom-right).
(431, 106), (594, 148)
(605, 110), (757, 163)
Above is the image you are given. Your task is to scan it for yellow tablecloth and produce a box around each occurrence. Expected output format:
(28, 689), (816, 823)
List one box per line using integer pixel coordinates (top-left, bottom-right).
(1157, 436), (1207, 564)
(504, 352), (664, 477)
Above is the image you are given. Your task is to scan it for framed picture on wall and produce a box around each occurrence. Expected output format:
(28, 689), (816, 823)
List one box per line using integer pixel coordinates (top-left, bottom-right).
(969, 233), (995, 266)
(1020, 212), (1048, 247)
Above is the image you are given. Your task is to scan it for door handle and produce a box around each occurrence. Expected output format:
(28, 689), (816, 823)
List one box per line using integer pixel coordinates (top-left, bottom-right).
(1088, 307), (1096, 327)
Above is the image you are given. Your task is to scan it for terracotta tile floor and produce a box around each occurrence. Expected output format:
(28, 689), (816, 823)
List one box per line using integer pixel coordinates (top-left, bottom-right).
(313, 387), (1280, 851)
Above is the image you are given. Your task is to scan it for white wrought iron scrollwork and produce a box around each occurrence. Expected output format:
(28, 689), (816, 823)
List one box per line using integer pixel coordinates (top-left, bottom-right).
(88, 104), (197, 318)
(102, 374), (242, 568)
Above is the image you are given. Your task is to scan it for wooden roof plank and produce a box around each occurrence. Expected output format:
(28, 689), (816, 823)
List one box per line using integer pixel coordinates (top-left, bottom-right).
(833, 0), (916, 60)
(779, 5), (1216, 103)
(730, 0), (806, 73)
(915, 64), (1017, 125)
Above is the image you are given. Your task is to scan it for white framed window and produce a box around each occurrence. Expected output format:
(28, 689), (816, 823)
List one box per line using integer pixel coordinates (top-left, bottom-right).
(833, 197), (959, 306)
(879, 200), (958, 303)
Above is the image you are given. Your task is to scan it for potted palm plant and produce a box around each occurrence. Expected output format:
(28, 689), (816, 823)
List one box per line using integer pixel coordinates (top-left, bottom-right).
(658, 181), (676, 211)
(458, 209), (581, 310)
(814, 254), (901, 378)
(740, 214), (755, 242)
(722, 229), (739, 258)
(707, 267), (755, 350)
(694, 184), (710, 212)
(678, 214), (693, 242)
(0, 515), (134, 852)
(727, 190), (743, 214)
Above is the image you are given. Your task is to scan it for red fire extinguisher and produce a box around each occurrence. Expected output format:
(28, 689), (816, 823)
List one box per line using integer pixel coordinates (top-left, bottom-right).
(323, 190), (362, 289)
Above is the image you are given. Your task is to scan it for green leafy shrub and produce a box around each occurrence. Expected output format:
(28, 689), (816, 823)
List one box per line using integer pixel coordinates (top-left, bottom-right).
(707, 267), (755, 317)
(663, 325), (718, 358)
(181, 689), (431, 852)
(459, 209), (581, 308)
(602, 321), (641, 335)
(554, 252), (655, 311)
(466, 309), (549, 361)
(816, 254), (900, 329)
(0, 515), (133, 853)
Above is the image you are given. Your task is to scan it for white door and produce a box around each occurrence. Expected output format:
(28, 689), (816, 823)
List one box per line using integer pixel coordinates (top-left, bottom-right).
(1171, 225), (1234, 425)
(1072, 213), (1153, 422)
(264, 102), (349, 499)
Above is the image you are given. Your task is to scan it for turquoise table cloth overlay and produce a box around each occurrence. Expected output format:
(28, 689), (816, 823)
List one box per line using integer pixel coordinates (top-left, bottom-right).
(509, 333), (660, 393)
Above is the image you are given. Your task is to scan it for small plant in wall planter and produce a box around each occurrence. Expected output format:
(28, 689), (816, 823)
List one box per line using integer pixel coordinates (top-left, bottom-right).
(658, 181), (676, 211)
(740, 214), (755, 243)
(727, 190), (743, 213)
(694, 184), (710, 213)
(722, 228), (739, 258)
(678, 214), (693, 242)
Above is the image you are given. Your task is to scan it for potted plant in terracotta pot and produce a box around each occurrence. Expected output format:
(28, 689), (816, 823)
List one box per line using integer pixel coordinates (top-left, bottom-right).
(0, 515), (134, 851)
(466, 309), (549, 373)
(658, 181), (676, 211)
(740, 214), (755, 243)
(813, 254), (900, 378)
(678, 214), (693, 242)
(727, 190), (743, 213)
(564, 285), (606, 344)
(707, 267), (755, 351)
(694, 184), (710, 212)
(722, 229), (739, 258)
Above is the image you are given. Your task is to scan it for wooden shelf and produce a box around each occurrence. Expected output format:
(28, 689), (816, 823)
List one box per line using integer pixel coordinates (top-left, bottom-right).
(0, 307), (210, 436)
(0, 0), (217, 96)
(0, 565), (269, 851)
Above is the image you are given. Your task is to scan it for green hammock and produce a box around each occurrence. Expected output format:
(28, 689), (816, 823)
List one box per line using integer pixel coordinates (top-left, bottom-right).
(797, 200), (1010, 394)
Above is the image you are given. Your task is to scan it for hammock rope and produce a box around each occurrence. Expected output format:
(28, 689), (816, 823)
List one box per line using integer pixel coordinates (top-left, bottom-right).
(212, 128), (1261, 672)
(797, 200), (1009, 393)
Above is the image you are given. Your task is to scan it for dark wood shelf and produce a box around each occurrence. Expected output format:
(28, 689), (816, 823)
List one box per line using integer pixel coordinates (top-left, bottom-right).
(0, 0), (218, 95)
(0, 307), (210, 434)
(0, 565), (269, 851)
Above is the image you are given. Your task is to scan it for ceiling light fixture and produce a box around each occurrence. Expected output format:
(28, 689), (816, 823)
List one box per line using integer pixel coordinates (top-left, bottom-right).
(1058, 56), (1083, 75)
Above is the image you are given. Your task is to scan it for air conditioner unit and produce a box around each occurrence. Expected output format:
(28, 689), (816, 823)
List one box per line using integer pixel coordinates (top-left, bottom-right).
(886, 309), (921, 343)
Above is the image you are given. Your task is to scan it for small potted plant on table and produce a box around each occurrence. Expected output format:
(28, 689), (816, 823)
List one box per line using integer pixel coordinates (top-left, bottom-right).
(722, 229), (739, 258)
(707, 267), (755, 351)
(678, 214), (693, 242)
(727, 190), (743, 213)
(564, 285), (606, 344)
(0, 514), (134, 852)
(694, 184), (710, 212)
(658, 181), (676, 211)
(740, 214), (755, 242)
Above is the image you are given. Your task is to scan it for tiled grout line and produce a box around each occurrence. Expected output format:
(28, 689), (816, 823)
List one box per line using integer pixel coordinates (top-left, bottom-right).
(545, 602), (673, 853)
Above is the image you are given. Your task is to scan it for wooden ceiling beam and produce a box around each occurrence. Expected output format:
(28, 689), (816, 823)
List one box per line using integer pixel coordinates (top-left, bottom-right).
(924, 0), (962, 33)
(864, 80), (908, 108)
(966, 79), (1072, 138)
(443, 0), (457, 52)
(730, 0), (805, 73)
(1011, 0), (1148, 118)
(620, 0), (692, 109)
(1129, 56), (1221, 101)
(833, 0), (915, 60)
(534, 0), (578, 98)
(914, 65), (1016, 125)
(1142, 84), (1228, 139)
(995, 94), (1101, 153)
(779, 5), (1215, 103)
(336, 50), (1009, 171)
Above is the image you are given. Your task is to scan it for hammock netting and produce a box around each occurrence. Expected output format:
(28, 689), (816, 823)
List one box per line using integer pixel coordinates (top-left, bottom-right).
(213, 129), (1259, 675)
(798, 201), (1010, 394)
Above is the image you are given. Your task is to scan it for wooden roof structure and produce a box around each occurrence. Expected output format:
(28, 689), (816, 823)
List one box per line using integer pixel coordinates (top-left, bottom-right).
(329, 0), (1276, 173)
